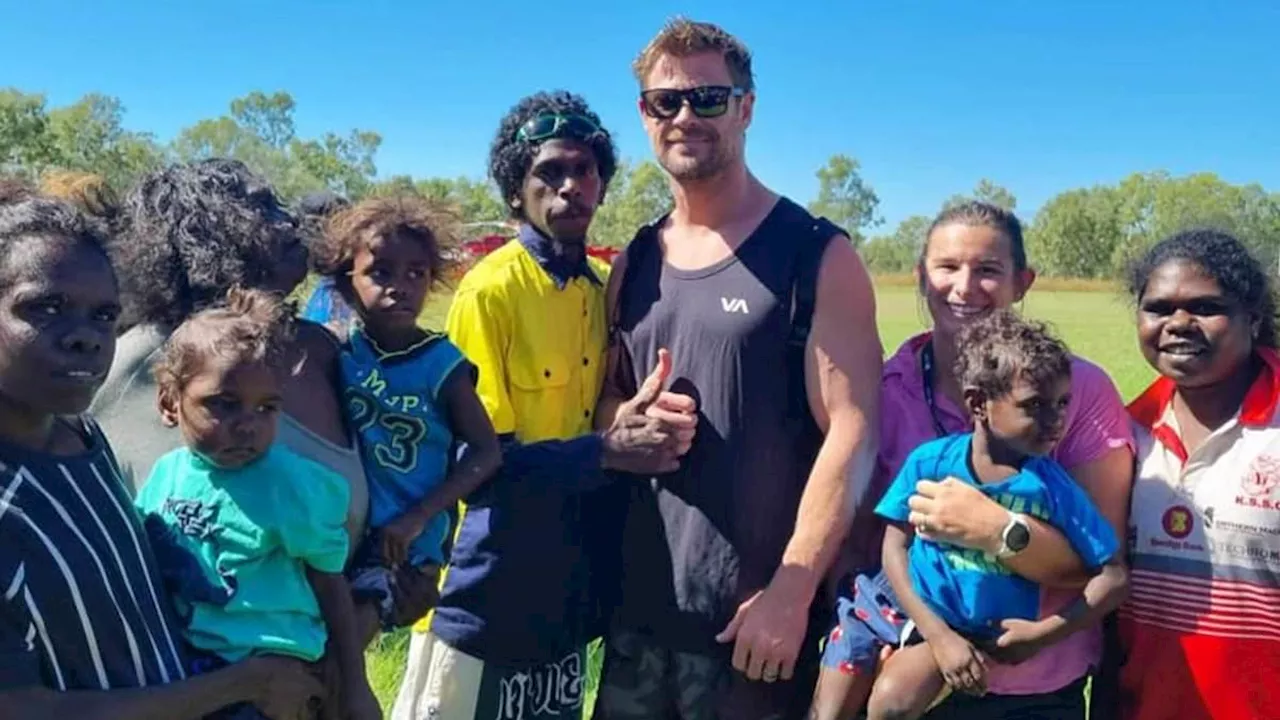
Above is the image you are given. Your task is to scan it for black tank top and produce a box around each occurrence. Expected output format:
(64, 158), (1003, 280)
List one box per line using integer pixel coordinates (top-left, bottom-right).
(612, 197), (831, 653)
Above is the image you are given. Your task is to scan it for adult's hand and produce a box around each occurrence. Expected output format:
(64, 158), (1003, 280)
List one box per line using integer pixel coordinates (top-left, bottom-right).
(906, 478), (1008, 554)
(714, 569), (812, 683)
(244, 655), (326, 720)
(602, 349), (697, 474)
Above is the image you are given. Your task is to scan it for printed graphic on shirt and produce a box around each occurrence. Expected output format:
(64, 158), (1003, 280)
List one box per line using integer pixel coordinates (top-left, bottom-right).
(346, 376), (431, 474)
(1237, 453), (1280, 511)
(491, 650), (584, 720)
(341, 331), (459, 481)
(1126, 432), (1280, 643)
(340, 329), (464, 565)
(162, 498), (218, 540)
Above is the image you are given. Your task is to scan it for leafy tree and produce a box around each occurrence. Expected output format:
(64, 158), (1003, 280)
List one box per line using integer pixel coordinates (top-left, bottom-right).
(807, 153), (881, 245)
(861, 215), (931, 273)
(368, 175), (504, 227)
(172, 91), (380, 202)
(0, 89), (57, 176)
(4, 86), (1279, 280)
(944, 178), (1017, 212)
(0, 89), (162, 190)
(590, 159), (673, 247)
(1027, 171), (1280, 278)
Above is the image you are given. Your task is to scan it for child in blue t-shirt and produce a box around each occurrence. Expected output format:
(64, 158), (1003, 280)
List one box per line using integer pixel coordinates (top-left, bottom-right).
(136, 287), (380, 720)
(311, 195), (502, 629)
(818, 310), (1129, 720)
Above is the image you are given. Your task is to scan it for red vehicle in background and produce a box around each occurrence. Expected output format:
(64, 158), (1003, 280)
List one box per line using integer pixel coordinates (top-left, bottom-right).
(453, 222), (620, 276)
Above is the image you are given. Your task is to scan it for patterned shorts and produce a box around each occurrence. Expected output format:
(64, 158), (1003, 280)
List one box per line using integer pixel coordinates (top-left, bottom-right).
(819, 569), (916, 677)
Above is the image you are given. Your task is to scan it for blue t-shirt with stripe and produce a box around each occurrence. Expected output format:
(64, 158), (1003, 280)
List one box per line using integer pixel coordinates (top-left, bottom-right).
(875, 433), (1118, 636)
(340, 328), (466, 566)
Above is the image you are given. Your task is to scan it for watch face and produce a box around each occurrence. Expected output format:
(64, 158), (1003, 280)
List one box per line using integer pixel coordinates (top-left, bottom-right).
(1007, 521), (1031, 551)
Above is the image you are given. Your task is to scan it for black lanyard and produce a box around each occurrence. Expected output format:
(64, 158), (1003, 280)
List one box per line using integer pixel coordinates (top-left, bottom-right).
(920, 340), (950, 439)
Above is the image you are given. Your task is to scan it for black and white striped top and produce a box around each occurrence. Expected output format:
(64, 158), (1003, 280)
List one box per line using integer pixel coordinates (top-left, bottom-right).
(0, 417), (188, 691)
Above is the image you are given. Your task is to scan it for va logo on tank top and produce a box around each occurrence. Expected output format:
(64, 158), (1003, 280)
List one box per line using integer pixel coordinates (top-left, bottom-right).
(720, 296), (750, 314)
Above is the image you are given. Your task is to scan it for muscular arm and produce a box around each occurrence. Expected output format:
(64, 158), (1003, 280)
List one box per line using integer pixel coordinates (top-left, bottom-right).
(776, 237), (881, 600)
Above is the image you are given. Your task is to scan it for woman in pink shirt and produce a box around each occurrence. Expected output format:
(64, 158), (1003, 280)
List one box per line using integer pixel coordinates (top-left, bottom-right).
(813, 201), (1134, 719)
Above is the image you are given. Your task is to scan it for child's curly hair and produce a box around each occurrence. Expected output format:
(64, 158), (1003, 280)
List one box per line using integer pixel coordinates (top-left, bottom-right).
(152, 286), (296, 398)
(311, 193), (462, 299)
(954, 309), (1072, 400)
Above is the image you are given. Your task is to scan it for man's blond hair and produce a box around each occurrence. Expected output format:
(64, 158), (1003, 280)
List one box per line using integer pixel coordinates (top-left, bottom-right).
(632, 17), (754, 92)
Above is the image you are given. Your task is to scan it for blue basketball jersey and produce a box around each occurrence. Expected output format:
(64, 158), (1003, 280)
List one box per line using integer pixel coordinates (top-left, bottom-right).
(340, 328), (466, 565)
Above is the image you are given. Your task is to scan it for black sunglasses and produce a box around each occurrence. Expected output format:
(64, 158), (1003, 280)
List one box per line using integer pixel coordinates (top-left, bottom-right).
(516, 113), (603, 143)
(640, 85), (745, 120)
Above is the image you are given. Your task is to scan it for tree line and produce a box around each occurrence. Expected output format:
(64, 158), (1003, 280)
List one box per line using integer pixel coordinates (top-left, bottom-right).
(3, 88), (1276, 278)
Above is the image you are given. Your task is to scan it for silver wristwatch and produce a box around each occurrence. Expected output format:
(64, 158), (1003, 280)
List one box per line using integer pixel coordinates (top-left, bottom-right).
(992, 511), (1031, 559)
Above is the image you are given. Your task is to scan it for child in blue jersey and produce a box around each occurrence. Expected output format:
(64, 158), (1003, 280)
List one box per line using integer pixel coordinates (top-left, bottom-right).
(136, 287), (381, 720)
(818, 310), (1129, 720)
(312, 194), (502, 629)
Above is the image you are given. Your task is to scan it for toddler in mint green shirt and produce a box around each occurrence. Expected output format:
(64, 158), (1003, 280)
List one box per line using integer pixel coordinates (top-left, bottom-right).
(134, 288), (381, 720)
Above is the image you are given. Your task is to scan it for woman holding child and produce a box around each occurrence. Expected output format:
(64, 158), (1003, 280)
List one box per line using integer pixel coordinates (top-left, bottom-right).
(811, 201), (1136, 720)
(86, 159), (439, 716)
(0, 187), (326, 718)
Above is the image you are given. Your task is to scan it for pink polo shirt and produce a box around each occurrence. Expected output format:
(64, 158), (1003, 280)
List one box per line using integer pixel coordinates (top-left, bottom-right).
(873, 332), (1134, 695)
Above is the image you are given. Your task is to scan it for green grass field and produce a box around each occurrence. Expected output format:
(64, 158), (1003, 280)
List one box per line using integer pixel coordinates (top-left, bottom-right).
(365, 280), (1154, 716)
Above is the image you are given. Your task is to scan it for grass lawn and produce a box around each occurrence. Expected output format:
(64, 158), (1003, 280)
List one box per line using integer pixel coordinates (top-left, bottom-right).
(365, 279), (1153, 716)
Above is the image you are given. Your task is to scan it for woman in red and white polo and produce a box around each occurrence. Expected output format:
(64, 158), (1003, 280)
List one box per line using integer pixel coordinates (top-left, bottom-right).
(1119, 229), (1280, 720)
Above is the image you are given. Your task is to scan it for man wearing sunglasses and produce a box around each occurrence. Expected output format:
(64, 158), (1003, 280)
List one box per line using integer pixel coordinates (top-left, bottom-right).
(593, 18), (883, 720)
(390, 90), (698, 720)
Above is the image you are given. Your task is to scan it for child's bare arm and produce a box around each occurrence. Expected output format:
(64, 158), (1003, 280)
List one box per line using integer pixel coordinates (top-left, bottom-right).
(418, 366), (502, 518)
(882, 523), (957, 643)
(307, 569), (380, 720)
(380, 366), (502, 567)
(882, 523), (987, 694)
(993, 558), (1130, 663)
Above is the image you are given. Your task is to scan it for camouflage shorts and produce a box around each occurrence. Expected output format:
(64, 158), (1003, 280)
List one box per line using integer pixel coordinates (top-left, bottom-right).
(592, 629), (817, 720)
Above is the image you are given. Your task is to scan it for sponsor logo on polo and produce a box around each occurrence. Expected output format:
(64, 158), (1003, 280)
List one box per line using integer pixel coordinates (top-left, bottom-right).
(1163, 505), (1194, 539)
(1237, 454), (1280, 510)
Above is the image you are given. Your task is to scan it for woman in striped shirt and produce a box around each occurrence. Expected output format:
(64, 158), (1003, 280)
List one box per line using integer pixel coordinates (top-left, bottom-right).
(0, 193), (322, 717)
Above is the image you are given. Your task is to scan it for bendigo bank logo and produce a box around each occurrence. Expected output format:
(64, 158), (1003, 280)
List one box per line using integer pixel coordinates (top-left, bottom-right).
(1237, 454), (1280, 510)
(1162, 505), (1194, 540)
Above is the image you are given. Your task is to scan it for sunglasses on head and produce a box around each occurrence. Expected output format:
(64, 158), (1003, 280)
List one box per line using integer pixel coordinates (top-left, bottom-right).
(640, 85), (746, 120)
(516, 113), (603, 143)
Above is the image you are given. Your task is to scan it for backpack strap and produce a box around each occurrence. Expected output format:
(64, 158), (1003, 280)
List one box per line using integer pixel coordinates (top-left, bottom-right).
(608, 216), (666, 398)
(786, 215), (844, 434)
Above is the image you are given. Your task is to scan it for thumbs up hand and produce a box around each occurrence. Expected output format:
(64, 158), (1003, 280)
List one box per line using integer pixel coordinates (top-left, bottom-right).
(627, 348), (674, 413)
(602, 349), (698, 474)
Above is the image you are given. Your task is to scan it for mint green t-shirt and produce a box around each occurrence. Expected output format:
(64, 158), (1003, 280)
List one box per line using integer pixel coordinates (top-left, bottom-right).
(136, 444), (350, 663)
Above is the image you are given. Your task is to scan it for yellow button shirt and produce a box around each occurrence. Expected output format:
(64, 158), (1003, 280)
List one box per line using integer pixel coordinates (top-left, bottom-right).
(413, 239), (610, 634)
(444, 239), (610, 444)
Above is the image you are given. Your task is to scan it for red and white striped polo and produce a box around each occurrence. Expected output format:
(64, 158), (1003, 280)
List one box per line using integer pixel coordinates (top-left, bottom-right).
(1120, 348), (1280, 720)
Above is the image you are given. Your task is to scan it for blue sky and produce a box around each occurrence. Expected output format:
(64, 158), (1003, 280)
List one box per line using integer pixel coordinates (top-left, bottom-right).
(3, 0), (1277, 229)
